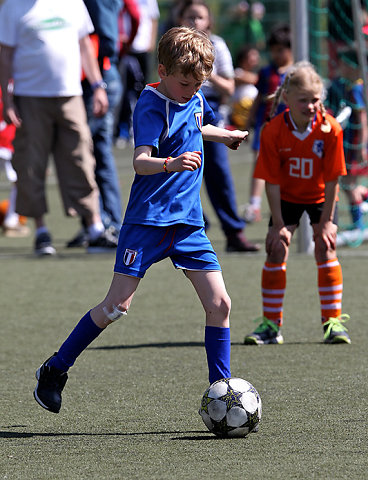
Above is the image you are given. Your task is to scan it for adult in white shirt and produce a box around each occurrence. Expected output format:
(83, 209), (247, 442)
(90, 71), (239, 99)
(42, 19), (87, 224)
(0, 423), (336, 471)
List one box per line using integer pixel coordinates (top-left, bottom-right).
(0, 0), (118, 256)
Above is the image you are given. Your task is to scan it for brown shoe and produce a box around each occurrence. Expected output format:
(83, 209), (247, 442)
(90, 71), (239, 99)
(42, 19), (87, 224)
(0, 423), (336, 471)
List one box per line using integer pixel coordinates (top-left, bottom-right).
(226, 231), (260, 252)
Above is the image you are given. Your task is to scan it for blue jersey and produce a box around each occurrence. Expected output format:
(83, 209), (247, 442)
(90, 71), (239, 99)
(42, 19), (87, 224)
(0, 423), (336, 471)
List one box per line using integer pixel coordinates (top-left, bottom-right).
(123, 84), (216, 227)
(252, 63), (287, 151)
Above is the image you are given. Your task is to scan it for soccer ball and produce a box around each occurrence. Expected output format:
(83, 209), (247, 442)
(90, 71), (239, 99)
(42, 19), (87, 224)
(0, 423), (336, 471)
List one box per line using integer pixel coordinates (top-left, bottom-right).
(199, 377), (262, 438)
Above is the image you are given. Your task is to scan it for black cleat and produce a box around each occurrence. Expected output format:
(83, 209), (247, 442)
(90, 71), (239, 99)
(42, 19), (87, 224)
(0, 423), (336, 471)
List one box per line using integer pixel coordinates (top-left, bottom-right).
(66, 228), (89, 248)
(34, 232), (56, 256)
(33, 354), (68, 413)
(87, 228), (119, 253)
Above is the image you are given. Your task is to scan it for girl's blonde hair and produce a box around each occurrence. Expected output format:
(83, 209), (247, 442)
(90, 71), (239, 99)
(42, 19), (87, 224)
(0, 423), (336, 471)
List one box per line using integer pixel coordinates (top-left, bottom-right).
(268, 61), (329, 129)
(158, 26), (214, 82)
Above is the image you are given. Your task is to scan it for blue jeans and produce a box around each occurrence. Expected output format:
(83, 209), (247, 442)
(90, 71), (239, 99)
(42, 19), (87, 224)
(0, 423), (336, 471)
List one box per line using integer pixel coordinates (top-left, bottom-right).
(203, 99), (245, 234)
(83, 64), (123, 231)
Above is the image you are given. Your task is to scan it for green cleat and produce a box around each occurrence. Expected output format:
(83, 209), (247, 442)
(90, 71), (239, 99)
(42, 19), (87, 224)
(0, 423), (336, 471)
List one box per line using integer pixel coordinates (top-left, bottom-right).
(323, 314), (351, 344)
(244, 317), (284, 345)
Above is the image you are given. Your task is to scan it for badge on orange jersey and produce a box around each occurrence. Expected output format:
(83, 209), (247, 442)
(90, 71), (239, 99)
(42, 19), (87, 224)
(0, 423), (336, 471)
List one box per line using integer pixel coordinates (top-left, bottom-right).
(312, 140), (324, 158)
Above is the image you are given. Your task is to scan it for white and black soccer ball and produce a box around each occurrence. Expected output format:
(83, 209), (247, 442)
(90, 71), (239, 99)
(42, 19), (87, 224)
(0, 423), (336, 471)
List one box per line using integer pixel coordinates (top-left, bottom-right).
(199, 377), (262, 438)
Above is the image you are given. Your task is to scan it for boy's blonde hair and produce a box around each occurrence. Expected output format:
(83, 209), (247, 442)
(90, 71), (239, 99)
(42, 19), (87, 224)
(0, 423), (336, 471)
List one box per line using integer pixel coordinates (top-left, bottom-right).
(158, 26), (214, 82)
(268, 61), (328, 126)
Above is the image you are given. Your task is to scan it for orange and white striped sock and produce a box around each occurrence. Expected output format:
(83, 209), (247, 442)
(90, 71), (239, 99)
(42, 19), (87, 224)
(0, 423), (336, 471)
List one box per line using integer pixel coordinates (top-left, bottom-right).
(262, 262), (287, 327)
(317, 258), (343, 324)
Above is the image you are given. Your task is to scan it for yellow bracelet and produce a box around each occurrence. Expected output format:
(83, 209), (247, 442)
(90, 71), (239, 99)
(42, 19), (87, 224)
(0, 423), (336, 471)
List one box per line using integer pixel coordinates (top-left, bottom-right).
(163, 157), (172, 173)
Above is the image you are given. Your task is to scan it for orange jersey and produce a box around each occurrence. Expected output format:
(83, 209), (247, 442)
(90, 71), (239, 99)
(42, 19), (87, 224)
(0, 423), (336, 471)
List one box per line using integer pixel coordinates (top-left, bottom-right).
(254, 110), (346, 204)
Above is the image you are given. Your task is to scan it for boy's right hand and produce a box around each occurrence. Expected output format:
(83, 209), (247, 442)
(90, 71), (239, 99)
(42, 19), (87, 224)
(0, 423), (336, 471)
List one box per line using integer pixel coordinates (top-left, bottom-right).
(226, 130), (248, 150)
(166, 151), (202, 172)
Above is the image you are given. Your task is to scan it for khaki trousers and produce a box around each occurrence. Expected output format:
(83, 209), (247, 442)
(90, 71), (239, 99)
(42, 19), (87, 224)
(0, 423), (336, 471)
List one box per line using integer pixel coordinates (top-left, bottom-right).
(13, 95), (100, 220)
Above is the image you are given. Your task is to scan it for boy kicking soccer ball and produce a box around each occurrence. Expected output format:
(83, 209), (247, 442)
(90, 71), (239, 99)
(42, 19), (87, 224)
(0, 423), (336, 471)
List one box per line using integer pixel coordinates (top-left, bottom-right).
(34, 26), (248, 413)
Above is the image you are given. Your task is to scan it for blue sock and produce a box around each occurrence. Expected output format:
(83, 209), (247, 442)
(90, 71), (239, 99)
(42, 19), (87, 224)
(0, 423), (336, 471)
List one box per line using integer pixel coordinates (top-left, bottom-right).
(205, 326), (231, 384)
(48, 311), (103, 372)
(351, 204), (363, 229)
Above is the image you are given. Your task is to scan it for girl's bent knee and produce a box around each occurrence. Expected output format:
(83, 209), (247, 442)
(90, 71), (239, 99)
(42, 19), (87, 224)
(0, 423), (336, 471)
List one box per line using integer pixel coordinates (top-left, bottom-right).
(314, 236), (335, 261)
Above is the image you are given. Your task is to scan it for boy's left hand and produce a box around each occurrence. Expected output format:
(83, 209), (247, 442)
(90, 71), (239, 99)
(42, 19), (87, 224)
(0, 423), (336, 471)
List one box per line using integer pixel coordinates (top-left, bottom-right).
(225, 130), (248, 150)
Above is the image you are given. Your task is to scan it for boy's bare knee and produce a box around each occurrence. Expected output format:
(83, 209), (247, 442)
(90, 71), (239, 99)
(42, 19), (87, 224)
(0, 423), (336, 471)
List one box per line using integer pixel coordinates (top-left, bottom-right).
(223, 293), (231, 316)
(209, 293), (231, 318)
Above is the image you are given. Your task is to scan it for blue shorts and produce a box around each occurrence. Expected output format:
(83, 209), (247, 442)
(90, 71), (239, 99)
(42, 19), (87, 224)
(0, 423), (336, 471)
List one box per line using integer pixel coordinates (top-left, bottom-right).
(114, 224), (221, 278)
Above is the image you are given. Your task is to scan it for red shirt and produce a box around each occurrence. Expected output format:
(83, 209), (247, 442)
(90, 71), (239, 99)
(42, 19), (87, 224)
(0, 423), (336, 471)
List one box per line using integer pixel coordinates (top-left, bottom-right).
(254, 110), (346, 204)
(0, 87), (15, 152)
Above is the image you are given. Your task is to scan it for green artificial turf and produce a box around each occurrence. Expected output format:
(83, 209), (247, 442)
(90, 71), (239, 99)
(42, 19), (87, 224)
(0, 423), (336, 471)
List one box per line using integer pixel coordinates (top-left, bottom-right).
(0, 144), (367, 479)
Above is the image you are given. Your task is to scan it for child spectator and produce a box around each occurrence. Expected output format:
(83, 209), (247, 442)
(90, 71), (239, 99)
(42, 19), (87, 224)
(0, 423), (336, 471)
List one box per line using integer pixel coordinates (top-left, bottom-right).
(231, 45), (260, 130)
(244, 1), (266, 53)
(33, 26), (249, 414)
(116, 0), (160, 147)
(243, 62), (351, 345)
(0, 83), (29, 237)
(243, 23), (293, 223)
(326, 50), (368, 230)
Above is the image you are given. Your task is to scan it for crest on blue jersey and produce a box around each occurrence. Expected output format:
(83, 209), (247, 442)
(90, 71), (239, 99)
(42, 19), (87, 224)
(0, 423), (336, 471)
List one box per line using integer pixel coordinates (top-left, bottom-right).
(123, 248), (137, 266)
(312, 140), (324, 158)
(195, 112), (202, 131)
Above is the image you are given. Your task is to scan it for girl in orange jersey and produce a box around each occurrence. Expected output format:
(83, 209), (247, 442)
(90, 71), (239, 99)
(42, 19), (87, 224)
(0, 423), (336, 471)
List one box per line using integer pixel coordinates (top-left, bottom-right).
(244, 61), (351, 345)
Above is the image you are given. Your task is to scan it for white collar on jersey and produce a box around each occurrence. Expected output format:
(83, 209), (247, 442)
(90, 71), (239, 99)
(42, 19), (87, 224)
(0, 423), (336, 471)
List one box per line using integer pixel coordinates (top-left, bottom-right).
(288, 111), (313, 141)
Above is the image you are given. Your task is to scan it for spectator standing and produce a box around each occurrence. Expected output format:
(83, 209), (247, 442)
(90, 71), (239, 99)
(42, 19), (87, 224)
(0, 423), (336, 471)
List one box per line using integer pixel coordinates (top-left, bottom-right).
(326, 50), (368, 229)
(116, 0), (159, 147)
(327, 0), (368, 80)
(114, 0), (140, 146)
(0, 0), (118, 255)
(230, 45), (260, 130)
(179, 0), (260, 252)
(0, 82), (29, 237)
(243, 23), (293, 223)
(68, 0), (124, 248)
(220, 2), (265, 63)
(130, 0), (159, 82)
(117, 0), (140, 57)
(243, 1), (266, 53)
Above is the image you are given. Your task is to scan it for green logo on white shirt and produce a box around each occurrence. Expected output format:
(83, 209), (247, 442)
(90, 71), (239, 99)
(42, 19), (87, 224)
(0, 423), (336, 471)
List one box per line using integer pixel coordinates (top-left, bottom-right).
(34, 17), (70, 31)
